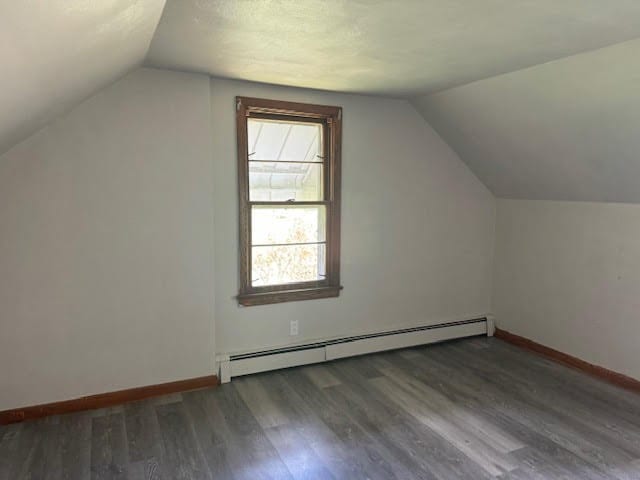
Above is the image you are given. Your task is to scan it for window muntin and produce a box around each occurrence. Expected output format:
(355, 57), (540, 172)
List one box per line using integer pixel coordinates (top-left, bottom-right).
(236, 97), (342, 305)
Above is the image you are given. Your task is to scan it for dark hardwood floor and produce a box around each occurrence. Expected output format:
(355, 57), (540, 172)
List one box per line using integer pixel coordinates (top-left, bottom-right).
(1, 337), (640, 479)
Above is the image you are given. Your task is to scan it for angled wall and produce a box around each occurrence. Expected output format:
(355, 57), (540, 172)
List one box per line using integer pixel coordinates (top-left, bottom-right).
(412, 38), (640, 204)
(413, 39), (640, 380)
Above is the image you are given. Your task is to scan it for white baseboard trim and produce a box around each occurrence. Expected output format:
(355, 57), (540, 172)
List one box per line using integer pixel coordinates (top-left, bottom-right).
(218, 317), (488, 383)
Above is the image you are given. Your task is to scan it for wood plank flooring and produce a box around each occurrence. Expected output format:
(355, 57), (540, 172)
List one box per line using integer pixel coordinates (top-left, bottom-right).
(1, 337), (640, 479)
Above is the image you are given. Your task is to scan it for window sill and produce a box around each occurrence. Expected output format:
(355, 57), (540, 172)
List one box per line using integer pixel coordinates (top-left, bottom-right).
(237, 285), (342, 306)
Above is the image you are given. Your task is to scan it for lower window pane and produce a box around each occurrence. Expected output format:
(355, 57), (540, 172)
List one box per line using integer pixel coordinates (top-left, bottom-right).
(252, 205), (326, 245)
(252, 244), (326, 287)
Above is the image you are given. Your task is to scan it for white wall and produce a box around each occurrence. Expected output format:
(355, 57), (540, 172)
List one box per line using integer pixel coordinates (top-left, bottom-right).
(0, 68), (496, 410)
(0, 68), (216, 410)
(211, 78), (496, 355)
(494, 199), (640, 380)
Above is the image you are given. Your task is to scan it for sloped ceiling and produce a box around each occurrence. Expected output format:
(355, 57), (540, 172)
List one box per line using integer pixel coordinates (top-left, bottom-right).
(4, 0), (640, 205)
(146, 0), (640, 97)
(413, 38), (640, 204)
(0, 0), (166, 155)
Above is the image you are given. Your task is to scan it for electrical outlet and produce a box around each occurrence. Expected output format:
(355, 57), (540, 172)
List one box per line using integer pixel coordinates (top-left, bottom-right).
(290, 319), (299, 336)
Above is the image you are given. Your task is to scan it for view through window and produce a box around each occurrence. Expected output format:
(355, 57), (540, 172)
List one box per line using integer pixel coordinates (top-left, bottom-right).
(236, 98), (342, 305)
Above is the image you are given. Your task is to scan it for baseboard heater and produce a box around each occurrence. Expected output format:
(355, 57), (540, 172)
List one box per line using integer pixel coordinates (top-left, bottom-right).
(218, 317), (493, 383)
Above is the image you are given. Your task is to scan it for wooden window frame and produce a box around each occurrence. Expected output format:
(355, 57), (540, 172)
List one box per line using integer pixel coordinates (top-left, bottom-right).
(236, 97), (343, 306)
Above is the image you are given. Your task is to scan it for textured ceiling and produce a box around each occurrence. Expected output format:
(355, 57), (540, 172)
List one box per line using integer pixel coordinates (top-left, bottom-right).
(413, 38), (640, 203)
(4, 0), (640, 204)
(146, 0), (640, 97)
(0, 0), (166, 155)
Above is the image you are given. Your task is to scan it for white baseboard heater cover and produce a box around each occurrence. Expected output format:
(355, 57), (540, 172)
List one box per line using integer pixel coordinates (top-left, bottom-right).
(220, 317), (488, 382)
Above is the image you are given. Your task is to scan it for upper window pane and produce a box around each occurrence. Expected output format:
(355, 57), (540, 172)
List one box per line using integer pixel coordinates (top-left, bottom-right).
(248, 119), (323, 161)
(249, 162), (323, 201)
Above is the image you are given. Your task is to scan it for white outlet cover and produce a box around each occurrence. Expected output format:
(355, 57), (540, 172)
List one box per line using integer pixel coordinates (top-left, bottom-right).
(290, 320), (299, 336)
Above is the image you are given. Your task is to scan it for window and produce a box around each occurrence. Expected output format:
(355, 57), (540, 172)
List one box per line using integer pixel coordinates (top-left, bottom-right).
(236, 97), (342, 306)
